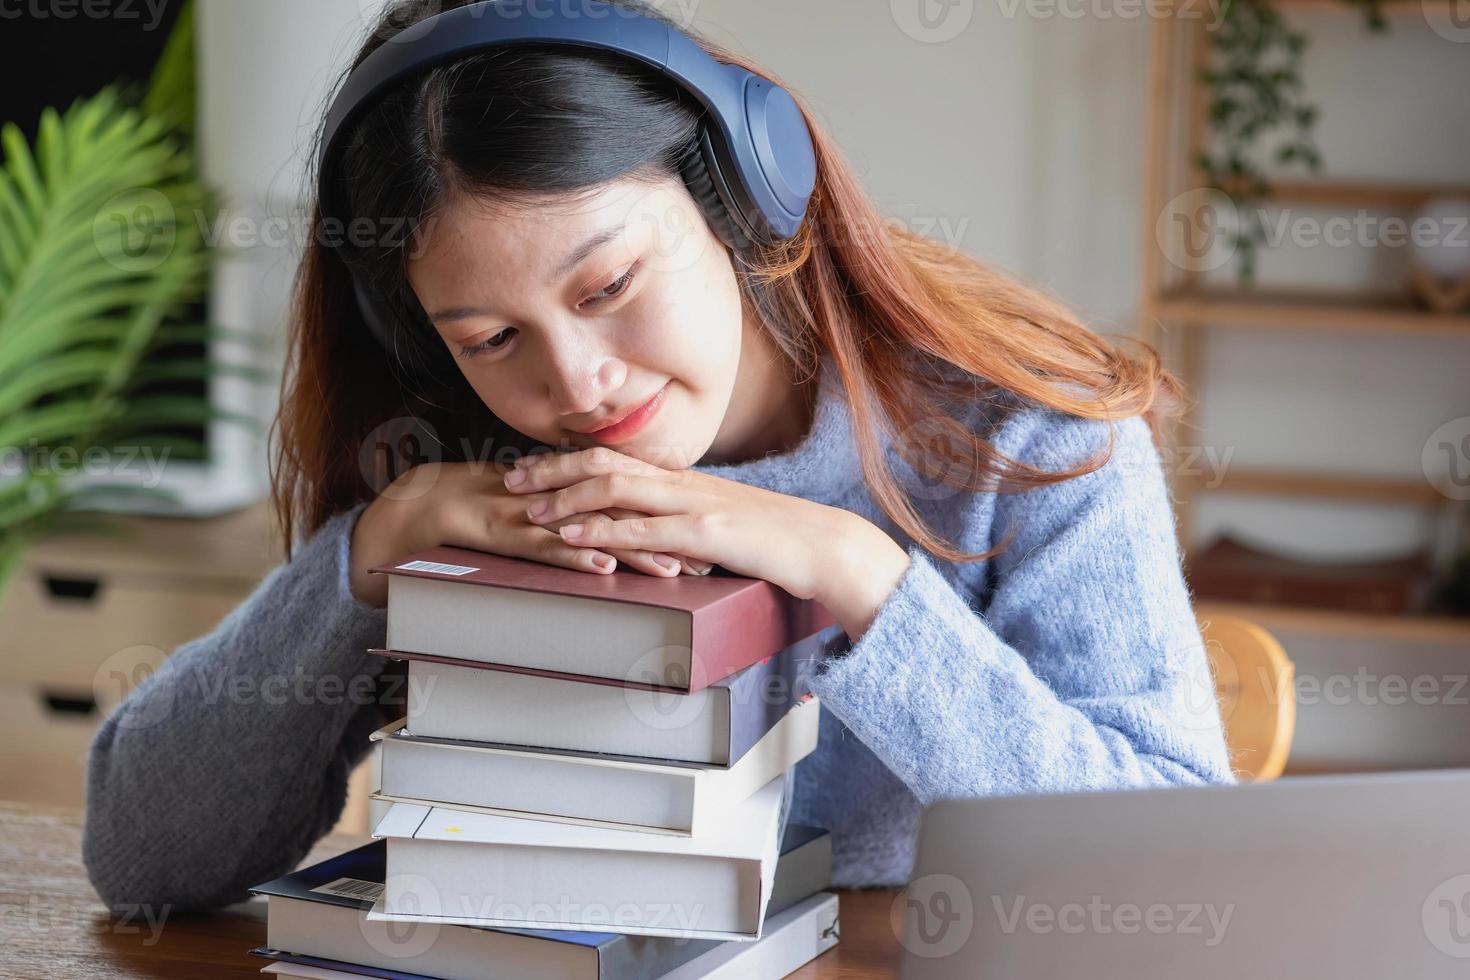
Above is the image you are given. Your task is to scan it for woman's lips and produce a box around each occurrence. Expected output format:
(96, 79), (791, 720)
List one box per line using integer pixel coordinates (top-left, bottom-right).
(584, 382), (669, 445)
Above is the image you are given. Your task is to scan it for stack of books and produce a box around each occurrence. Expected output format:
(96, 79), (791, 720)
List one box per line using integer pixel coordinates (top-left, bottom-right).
(247, 544), (845, 979)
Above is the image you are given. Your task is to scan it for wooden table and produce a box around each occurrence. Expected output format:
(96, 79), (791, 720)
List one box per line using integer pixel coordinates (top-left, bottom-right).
(0, 801), (901, 978)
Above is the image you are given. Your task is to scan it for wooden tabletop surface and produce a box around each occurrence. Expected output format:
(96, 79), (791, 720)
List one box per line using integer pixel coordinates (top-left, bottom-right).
(0, 800), (901, 978)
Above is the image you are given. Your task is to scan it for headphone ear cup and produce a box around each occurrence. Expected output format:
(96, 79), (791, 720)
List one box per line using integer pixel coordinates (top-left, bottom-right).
(679, 127), (753, 254)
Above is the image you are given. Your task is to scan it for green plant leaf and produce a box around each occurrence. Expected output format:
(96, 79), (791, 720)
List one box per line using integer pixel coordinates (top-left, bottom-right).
(94, 432), (209, 461)
(102, 394), (257, 432)
(124, 357), (275, 388)
(0, 350), (122, 417)
(143, 0), (197, 137)
(1, 123), (46, 216)
(151, 321), (270, 349)
(0, 73), (251, 553)
(0, 398), (123, 450)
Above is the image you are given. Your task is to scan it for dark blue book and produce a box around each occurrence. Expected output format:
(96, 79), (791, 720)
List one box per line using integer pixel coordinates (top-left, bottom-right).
(253, 953), (433, 980)
(248, 823), (830, 980)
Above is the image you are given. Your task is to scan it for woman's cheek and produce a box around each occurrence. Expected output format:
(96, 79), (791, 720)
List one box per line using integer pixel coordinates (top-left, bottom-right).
(620, 285), (701, 368)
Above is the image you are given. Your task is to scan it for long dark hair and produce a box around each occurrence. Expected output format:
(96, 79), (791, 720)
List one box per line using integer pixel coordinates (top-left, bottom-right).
(270, 0), (1185, 563)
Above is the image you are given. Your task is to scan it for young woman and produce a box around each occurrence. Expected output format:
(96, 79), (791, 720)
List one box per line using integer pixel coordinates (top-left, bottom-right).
(82, 0), (1233, 912)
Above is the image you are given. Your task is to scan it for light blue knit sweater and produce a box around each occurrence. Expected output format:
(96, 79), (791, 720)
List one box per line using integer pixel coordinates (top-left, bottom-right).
(81, 353), (1234, 910)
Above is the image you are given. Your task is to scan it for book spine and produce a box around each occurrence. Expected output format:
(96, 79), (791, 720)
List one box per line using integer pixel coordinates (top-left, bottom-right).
(597, 830), (835, 979)
(724, 624), (841, 763)
(689, 590), (837, 693)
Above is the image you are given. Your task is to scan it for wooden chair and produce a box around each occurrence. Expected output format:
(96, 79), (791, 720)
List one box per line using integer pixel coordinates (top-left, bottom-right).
(1196, 611), (1297, 781)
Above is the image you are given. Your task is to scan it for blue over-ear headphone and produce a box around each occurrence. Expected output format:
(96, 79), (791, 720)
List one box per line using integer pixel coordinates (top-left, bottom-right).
(316, 0), (817, 377)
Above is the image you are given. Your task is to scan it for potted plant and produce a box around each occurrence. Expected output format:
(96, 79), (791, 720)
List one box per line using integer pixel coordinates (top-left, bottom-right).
(1197, 0), (1389, 281)
(0, 0), (268, 599)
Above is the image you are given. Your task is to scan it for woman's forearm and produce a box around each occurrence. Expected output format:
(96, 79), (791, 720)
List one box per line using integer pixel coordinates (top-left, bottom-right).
(81, 502), (391, 912)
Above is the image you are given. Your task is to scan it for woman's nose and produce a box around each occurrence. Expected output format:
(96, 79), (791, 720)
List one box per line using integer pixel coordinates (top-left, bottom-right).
(544, 350), (627, 417)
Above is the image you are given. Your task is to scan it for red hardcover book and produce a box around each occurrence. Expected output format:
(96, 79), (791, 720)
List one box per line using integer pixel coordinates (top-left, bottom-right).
(368, 545), (837, 694)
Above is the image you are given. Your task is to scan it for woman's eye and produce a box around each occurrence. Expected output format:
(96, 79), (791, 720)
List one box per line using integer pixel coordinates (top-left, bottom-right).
(456, 265), (640, 360)
(457, 329), (514, 359)
(582, 264), (639, 308)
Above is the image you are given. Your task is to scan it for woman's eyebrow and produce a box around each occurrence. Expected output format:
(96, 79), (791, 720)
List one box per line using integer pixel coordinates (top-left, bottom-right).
(549, 221), (628, 283)
(427, 221), (630, 326)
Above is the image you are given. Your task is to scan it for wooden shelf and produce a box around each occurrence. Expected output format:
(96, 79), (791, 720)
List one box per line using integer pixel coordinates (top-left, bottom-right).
(1139, 5), (1470, 555)
(1218, 178), (1470, 210)
(1167, 0), (1434, 10)
(1178, 467), (1447, 506)
(1155, 287), (1470, 336)
(1269, 0), (1463, 10)
(1194, 600), (1470, 644)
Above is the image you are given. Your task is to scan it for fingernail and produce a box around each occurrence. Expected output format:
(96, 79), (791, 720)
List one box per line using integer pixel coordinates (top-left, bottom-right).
(592, 554), (614, 569)
(528, 500), (548, 519)
(561, 523), (583, 539)
(504, 469), (526, 487)
(652, 553), (680, 571)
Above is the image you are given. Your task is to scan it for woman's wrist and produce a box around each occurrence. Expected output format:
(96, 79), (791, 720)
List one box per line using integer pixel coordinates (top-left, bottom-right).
(348, 496), (415, 609)
(815, 512), (912, 644)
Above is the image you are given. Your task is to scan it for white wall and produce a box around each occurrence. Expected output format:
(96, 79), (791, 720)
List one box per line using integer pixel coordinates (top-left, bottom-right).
(186, 0), (380, 512)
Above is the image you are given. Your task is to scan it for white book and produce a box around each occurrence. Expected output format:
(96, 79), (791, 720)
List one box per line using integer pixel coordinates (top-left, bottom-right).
(404, 654), (731, 762)
(260, 966), (357, 980)
(366, 776), (785, 941)
(402, 634), (820, 766)
(257, 892), (840, 980)
(375, 547), (831, 691)
(660, 891), (840, 980)
(386, 568), (692, 680)
(369, 696), (819, 836)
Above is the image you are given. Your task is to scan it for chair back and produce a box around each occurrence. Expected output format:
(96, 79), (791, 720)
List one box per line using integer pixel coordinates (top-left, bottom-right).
(1197, 611), (1296, 781)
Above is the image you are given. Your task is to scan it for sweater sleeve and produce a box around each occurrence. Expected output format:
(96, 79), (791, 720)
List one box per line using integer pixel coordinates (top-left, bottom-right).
(803, 411), (1237, 806)
(81, 499), (394, 913)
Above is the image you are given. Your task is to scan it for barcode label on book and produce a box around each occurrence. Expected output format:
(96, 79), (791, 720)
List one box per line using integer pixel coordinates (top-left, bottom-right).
(310, 877), (385, 901)
(395, 559), (479, 576)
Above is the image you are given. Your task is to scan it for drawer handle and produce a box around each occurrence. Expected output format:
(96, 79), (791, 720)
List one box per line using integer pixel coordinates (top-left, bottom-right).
(42, 692), (99, 716)
(41, 574), (103, 602)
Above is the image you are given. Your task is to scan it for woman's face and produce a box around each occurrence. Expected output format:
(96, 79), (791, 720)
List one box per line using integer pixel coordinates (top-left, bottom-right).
(407, 173), (768, 470)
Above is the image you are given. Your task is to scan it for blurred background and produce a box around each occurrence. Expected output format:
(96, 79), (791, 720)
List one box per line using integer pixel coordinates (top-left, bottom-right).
(0, 0), (1466, 823)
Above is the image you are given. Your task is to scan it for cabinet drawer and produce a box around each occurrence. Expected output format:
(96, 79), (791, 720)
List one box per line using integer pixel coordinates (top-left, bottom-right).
(0, 682), (101, 808)
(0, 569), (248, 692)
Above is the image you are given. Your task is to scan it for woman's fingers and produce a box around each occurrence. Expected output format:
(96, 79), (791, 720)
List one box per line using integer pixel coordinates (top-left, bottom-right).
(499, 459), (713, 577)
(597, 507), (713, 575)
(552, 510), (683, 577)
(434, 469), (620, 575)
(521, 526), (620, 575)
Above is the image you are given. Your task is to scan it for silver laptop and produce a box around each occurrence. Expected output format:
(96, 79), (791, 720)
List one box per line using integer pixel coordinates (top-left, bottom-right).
(899, 769), (1470, 978)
